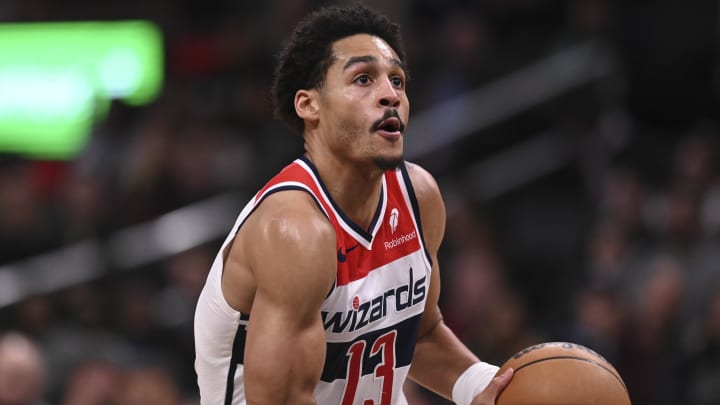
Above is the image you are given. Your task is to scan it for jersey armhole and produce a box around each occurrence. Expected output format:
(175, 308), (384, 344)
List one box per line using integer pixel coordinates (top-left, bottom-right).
(398, 163), (434, 267)
(222, 184), (331, 260)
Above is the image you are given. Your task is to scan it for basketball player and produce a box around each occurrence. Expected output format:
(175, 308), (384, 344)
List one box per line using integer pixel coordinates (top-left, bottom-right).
(194, 4), (513, 404)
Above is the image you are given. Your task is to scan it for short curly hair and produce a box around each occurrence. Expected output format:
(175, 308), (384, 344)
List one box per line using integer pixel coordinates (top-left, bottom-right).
(271, 3), (407, 134)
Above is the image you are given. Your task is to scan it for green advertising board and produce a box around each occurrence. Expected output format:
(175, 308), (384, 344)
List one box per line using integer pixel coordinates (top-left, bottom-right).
(0, 20), (163, 159)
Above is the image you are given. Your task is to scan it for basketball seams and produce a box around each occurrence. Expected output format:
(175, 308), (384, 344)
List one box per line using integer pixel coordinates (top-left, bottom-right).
(511, 356), (629, 396)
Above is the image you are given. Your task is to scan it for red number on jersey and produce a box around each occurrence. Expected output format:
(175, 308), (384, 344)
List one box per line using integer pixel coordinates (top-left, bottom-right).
(341, 331), (397, 405)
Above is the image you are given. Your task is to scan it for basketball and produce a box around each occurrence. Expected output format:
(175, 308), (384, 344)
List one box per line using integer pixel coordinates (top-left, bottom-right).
(496, 342), (631, 405)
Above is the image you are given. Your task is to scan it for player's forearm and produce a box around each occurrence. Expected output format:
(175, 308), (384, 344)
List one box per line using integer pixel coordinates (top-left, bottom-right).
(408, 319), (483, 400)
(244, 322), (326, 404)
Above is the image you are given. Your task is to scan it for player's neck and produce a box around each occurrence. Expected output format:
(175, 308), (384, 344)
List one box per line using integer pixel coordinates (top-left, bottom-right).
(304, 152), (384, 231)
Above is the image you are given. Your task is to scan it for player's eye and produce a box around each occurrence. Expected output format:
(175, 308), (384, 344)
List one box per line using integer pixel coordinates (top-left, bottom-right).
(354, 74), (371, 85)
(390, 76), (404, 89)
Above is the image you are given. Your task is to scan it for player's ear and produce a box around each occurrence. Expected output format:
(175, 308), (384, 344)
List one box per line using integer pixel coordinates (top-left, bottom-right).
(294, 89), (319, 125)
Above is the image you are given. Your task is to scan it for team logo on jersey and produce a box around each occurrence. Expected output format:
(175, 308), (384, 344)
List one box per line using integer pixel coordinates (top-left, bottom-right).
(321, 267), (426, 334)
(389, 208), (399, 234)
(384, 229), (417, 251)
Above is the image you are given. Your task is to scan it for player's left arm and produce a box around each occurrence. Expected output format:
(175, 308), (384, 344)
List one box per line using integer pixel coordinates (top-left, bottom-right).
(405, 162), (512, 405)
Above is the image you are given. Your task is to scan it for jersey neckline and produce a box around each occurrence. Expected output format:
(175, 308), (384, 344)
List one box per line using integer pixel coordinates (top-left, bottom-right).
(296, 155), (387, 248)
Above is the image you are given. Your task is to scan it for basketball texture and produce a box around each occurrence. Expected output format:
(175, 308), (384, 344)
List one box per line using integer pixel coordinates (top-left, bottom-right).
(495, 342), (631, 405)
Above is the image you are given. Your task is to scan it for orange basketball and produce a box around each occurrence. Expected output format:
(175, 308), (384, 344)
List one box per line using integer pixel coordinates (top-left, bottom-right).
(496, 342), (631, 405)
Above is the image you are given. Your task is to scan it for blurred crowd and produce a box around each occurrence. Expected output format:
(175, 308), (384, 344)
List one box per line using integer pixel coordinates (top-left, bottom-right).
(0, 0), (719, 404)
(424, 128), (720, 405)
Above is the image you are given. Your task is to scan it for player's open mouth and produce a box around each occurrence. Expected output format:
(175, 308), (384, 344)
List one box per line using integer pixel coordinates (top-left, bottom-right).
(375, 117), (404, 136)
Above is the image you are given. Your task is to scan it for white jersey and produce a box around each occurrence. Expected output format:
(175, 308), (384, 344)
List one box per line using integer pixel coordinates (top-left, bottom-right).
(194, 157), (433, 404)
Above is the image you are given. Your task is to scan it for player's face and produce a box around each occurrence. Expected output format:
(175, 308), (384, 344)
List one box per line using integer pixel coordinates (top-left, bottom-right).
(317, 34), (409, 170)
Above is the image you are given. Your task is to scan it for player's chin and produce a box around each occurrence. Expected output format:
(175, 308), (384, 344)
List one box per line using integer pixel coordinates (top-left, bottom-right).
(373, 154), (404, 170)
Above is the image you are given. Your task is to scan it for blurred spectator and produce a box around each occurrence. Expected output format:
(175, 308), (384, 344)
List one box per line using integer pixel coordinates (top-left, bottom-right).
(54, 167), (112, 243)
(565, 286), (625, 365)
(617, 255), (688, 405)
(38, 283), (131, 400)
(670, 124), (718, 196)
(60, 361), (121, 405)
(669, 125), (720, 238)
(117, 102), (178, 225)
(155, 247), (211, 330)
(645, 185), (703, 253)
(585, 221), (633, 287)
(153, 247), (212, 395)
(10, 296), (54, 338)
(116, 367), (184, 405)
(0, 332), (47, 405)
(597, 167), (647, 240)
(475, 287), (543, 367)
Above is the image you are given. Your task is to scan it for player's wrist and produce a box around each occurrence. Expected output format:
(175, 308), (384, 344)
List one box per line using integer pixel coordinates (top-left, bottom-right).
(451, 361), (500, 405)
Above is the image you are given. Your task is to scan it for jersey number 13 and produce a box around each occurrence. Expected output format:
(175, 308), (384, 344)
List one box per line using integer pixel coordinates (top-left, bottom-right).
(341, 330), (397, 405)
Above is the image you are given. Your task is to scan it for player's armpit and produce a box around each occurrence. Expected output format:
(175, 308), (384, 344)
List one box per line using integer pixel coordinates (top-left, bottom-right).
(240, 191), (337, 404)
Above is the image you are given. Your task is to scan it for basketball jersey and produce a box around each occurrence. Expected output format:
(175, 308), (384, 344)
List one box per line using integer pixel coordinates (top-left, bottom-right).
(194, 156), (433, 405)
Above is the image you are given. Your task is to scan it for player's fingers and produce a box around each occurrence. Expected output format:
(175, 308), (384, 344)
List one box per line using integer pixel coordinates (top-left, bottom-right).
(487, 368), (514, 397)
(469, 368), (514, 405)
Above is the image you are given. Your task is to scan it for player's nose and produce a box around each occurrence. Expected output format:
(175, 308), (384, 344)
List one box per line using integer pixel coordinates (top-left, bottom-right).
(377, 78), (400, 108)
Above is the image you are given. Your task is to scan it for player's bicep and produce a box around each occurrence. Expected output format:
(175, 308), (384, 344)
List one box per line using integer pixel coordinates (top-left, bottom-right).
(250, 206), (335, 322)
(242, 194), (336, 402)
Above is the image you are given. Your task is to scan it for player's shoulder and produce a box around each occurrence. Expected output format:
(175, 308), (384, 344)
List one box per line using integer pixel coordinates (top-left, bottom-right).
(403, 161), (441, 204)
(248, 189), (335, 247)
(237, 188), (337, 311)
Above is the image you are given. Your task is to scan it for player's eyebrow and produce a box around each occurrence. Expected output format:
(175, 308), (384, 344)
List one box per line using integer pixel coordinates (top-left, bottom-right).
(343, 55), (406, 72)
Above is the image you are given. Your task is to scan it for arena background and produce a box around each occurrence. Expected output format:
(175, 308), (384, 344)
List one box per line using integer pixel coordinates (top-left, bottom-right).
(0, 0), (719, 404)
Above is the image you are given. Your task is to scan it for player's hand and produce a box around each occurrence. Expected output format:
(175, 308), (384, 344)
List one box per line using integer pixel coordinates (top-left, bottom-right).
(469, 368), (513, 405)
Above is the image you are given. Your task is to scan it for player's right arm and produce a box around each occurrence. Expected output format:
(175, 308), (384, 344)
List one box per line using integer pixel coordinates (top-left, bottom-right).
(228, 190), (337, 404)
